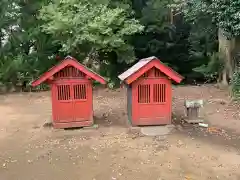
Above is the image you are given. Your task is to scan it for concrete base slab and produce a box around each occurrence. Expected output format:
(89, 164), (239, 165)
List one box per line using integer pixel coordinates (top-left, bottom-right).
(140, 125), (175, 136)
(185, 119), (204, 124)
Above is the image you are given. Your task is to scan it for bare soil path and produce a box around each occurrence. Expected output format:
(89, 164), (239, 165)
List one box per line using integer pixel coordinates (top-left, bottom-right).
(0, 85), (239, 180)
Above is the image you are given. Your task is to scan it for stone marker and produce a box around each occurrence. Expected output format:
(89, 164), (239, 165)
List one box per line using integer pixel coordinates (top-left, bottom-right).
(184, 100), (204, 123)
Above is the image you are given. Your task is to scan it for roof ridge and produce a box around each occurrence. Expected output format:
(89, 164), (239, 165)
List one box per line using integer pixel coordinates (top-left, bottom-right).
(139, 56), (157, 62)
(65, 55), (75, 60)
(118, 56), (184, 84)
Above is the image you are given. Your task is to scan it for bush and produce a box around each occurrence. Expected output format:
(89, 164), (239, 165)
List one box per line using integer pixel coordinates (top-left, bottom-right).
(231, 70), (240, 100)
(193, 52), (224, 83)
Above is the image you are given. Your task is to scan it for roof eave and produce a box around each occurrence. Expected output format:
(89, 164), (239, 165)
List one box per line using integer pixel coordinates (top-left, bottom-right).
(31, 57), (106, 86)
(118, 57), (184, 85)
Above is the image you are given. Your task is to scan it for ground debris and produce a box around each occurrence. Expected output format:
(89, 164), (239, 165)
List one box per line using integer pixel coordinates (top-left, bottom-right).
(199, 123), (209, 128)
(207, 127), (222, 134)
(2, 163), (6, 168)
(1, 86), (240, 179)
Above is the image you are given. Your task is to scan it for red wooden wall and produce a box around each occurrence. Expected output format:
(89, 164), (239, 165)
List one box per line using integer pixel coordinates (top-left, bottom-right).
(131, 68), (172, 125)
(51, 66), (93, 128)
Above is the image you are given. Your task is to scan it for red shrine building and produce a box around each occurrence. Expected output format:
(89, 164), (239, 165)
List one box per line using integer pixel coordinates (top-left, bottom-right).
(31, 56), (106, 129)
(118, 56), (184, 126)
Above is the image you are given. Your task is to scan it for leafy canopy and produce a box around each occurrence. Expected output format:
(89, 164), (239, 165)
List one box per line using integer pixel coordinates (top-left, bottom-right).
(209, 0), (240, 38)
(174, 0), (240, 38)
(39, 0), (144, 63)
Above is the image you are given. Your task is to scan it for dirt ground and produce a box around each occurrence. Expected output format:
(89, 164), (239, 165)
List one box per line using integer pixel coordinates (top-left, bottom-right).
(0, 85), (240, 180)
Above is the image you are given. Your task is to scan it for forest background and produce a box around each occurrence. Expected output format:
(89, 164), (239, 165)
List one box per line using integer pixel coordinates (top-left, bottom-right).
(0, 0), (239, 98)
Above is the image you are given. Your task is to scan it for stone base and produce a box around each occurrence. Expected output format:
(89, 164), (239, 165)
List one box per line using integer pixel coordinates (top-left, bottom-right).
(53, 121), (93, 129)
(140, 125), (175, 136)
(184, 119), (204, 124)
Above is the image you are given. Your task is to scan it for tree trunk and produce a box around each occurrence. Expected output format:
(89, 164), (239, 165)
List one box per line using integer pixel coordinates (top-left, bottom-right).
(221, 68), (228, 86)
(218, 28), (235, 86)
(170, 8), (173, 24)
(232, 36), (240, 71)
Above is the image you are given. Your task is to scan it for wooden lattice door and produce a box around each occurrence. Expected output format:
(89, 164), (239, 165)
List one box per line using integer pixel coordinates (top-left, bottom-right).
(53, 80), (92, 123)
(72, 81), (92, 122)
(132, 78), (171, 125)
(54, 83), (73, 122)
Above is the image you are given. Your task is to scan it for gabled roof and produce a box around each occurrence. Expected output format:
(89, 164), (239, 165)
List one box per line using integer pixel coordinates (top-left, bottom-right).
(118, 56), (184, 84)
(31, 56), (106, 87)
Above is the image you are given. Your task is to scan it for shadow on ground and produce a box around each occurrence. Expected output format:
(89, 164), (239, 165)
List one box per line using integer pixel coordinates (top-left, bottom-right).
(175, 122), (240, 151)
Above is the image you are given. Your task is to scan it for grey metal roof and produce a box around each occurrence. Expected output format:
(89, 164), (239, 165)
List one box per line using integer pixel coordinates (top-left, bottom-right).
(118, 56), (157, 81)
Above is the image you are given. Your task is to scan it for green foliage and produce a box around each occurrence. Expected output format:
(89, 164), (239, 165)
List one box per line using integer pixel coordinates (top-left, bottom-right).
(188, 21), (219, 82)
(132, 0), (195, 79)
(209, 0), (240, 38)
(39, 0), (144, 63)
(178, 0), (240, 38)
(185, 0), (218, 59)
(0, 55), (28, 83)
(0, 0), (61, 89)
(231, 71), (240, 99)
(193, 53), (224, 82)
(0, 0), (236, 91)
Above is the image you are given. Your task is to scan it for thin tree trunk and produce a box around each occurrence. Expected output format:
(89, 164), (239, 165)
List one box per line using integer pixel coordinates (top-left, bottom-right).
(170, 8), (173, 24)
(218, 28), (234, 86)
(221, 68), (228, 86)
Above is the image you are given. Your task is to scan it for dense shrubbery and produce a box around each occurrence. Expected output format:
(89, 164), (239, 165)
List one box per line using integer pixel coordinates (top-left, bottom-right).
(231, 71), (240, 99)
(193, 53), (224, 83)
(0, 0), (239, 92)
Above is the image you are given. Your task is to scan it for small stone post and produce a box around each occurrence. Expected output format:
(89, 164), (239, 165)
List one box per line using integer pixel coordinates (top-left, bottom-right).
(184, 100), (204, 123)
